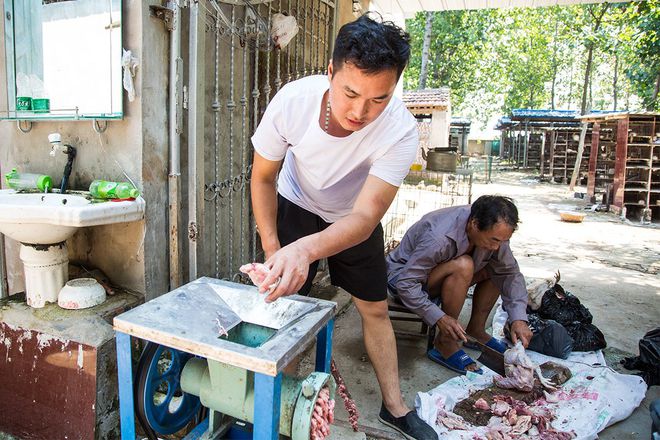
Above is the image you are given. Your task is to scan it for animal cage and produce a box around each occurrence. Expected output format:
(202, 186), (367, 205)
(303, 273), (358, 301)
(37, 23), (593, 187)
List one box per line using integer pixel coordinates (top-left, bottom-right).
(382, 170), (473, 251)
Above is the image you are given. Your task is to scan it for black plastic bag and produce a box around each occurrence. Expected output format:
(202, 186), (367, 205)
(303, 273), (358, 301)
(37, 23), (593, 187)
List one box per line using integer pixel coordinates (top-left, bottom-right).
(538, 284), (593, 325)
(622, 327), (660, 386)
(563, 321), (607, 352)
(525, 313), (574, 359)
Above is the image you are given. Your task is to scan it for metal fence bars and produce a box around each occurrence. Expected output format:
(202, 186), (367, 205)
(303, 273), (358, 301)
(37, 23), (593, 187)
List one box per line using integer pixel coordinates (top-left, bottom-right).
(382, 170), (473, 251)
(196, 0), (335, 282)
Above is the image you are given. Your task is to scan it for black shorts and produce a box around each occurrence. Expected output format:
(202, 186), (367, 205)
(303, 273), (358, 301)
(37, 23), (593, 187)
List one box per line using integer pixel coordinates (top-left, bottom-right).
(276, 194), (387, 302)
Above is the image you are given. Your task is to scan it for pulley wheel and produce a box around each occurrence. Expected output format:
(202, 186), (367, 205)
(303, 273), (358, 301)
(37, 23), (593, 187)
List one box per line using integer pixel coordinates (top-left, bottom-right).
(135, 342), (202, 437)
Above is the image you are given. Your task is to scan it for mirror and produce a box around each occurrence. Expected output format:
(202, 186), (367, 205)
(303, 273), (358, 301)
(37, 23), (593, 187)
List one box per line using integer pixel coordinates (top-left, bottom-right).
(2, 0), (122, 120)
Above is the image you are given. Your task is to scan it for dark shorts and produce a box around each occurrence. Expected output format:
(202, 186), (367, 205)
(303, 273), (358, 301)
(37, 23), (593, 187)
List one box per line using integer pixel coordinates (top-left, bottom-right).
(277, 194), (387, 302)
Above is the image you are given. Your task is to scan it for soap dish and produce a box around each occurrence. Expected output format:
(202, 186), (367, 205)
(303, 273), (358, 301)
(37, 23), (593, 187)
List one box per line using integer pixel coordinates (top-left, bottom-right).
(58, 278), (106, 310)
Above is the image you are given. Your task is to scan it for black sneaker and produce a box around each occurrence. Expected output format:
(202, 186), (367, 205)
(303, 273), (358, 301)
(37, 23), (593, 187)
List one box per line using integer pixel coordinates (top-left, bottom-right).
(377, 403), (438, 440)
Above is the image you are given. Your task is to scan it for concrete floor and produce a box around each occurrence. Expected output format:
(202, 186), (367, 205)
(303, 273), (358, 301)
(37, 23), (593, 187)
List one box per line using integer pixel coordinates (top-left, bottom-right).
(299, 171), (660, 439)
(5, 170), (655, 440)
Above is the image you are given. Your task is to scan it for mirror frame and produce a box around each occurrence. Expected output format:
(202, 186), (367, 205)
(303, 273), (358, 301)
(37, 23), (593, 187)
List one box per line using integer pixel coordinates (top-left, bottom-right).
(2, 0), (123, 121)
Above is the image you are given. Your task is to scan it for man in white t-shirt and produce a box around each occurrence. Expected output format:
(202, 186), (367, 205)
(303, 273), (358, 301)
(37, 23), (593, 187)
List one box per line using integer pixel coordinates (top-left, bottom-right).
(250, 14), (437, 439)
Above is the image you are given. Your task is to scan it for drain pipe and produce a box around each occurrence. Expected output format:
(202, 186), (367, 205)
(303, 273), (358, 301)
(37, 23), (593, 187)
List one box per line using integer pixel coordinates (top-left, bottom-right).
(0, 160), (5, 297)
(168, 0), (183, 289)
(0, 236), (7, 298)
(188, 0), (205, 281)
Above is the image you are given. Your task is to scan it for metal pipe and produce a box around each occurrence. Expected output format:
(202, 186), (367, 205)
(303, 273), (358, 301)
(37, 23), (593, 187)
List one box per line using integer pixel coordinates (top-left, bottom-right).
(251, 13), (261, 262)
(0, 143), (5, 297)
(302, 0), (307, 77)
(0, 235), (7, 298)
(168, 0), (182, 289)
(240, 13), (249, 267)
(59, 145), (77, 194)
(310, 5), (315, 74)
(213, 8), (221, 278)
(264, 4), (273, 106)
(228, 5), (237, 275)
(294, 0), (300, 78)
(188, 0), (205, 281)
(287, 0), (293, 83)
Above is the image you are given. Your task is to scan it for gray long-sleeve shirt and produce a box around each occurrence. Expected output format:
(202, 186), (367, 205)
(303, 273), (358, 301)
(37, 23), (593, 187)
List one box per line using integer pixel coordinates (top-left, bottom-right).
(385, 205), (528, 326)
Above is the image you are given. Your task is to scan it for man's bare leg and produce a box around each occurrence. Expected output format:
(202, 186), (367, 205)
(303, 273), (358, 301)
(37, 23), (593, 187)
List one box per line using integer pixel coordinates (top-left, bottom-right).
(465, 278), (501, 343)
(426, 255), (478, 370)
(353, 297), (409, 418)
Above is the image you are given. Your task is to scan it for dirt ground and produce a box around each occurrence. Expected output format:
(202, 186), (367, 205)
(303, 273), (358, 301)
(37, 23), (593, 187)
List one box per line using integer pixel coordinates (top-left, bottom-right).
(302, 170), (660, 439)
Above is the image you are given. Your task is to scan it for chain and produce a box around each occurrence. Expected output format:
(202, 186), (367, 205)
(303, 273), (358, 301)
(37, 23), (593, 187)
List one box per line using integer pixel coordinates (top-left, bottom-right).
(204, 165), (252, 201)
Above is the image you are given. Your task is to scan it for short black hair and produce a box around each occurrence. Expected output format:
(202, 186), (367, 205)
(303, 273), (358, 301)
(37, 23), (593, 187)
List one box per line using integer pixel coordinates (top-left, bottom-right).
(332, 13), (410, 79)
(469, 195), (519, 231)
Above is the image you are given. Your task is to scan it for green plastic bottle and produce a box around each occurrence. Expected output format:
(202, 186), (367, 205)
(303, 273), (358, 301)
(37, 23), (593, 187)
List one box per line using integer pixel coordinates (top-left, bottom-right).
(89, 180), (140, 199)
(5, 168), (52, 191)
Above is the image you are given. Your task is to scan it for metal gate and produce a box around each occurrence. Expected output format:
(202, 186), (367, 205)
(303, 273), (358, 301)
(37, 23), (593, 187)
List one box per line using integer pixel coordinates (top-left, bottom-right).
(188, 0), (335, 282)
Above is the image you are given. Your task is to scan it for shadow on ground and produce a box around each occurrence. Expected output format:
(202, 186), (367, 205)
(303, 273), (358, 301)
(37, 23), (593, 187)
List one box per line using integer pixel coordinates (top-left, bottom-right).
(299, 171), (659, 440)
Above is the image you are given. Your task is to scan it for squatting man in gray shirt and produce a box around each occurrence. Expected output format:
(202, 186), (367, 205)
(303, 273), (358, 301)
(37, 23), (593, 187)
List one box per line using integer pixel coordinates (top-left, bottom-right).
(386, 195), (533, 374)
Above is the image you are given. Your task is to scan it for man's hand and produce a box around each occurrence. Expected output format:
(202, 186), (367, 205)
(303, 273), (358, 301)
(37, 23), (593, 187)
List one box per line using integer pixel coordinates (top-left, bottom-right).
(260, 241), (311, 302)
(436, 315), (468, 343)
(510, 320), (533, 348)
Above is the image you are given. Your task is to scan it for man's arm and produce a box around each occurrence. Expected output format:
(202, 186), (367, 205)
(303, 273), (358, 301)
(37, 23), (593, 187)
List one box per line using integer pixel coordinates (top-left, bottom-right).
(260, 174), (398, 302)
(251, 152), (283, 259)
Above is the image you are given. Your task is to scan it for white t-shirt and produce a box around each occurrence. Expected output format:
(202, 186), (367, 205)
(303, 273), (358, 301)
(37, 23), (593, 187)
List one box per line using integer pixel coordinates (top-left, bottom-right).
(251, 75), (418, 223)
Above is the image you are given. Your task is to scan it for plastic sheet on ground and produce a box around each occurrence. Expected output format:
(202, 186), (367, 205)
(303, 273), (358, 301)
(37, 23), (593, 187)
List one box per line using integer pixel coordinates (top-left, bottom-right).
(415, 302), (647, 439)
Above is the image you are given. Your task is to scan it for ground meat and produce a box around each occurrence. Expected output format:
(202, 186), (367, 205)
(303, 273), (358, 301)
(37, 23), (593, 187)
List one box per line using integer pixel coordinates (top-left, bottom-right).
(310, 386), (335, 440)
(330, 359), (359, 431)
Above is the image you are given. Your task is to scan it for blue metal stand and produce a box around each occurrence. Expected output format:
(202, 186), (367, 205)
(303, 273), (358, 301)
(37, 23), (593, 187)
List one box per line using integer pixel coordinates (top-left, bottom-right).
(116, 332), (136, 440)
(254, 373), (283, 440)
(315, 319), (334, 373)
(183, 418), (209, 440)
(116, 319), (335, 439)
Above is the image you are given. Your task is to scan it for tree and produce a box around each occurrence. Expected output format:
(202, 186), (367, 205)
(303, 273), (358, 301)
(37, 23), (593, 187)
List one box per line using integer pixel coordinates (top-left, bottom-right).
(404, 9), (495, 108)
(493, 7), (555, 112)
(579, 3), (610, 114)
(418, 12), (433, 89)
(403, 3), (654, 127)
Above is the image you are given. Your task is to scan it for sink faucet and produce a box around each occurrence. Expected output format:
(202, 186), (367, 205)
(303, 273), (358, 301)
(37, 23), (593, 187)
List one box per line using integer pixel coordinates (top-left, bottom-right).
(48, 133), (77, 194)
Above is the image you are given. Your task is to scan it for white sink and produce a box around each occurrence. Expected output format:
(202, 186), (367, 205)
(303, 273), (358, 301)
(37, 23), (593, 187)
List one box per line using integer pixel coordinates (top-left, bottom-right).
(0, 189), (146, 308)
(0, 189), (145, 244)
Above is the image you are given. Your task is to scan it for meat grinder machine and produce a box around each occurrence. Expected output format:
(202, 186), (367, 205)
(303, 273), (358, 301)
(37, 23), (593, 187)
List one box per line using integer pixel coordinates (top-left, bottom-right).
(114, 277), (337, 439)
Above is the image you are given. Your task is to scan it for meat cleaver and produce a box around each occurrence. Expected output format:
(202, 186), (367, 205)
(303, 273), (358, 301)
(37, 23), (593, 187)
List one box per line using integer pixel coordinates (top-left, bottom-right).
(466, 336), (506, 376)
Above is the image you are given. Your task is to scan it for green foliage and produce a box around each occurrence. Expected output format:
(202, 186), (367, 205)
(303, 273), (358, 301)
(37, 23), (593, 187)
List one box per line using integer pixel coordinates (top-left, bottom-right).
(404, 2), (659, 126)
(404, 9), (496, 108)
(624, 0), (660, 110)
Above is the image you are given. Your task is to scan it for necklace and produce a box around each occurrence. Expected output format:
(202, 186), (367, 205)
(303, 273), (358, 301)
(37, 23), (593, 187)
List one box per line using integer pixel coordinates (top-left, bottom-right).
(324, 93), (331, 132)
